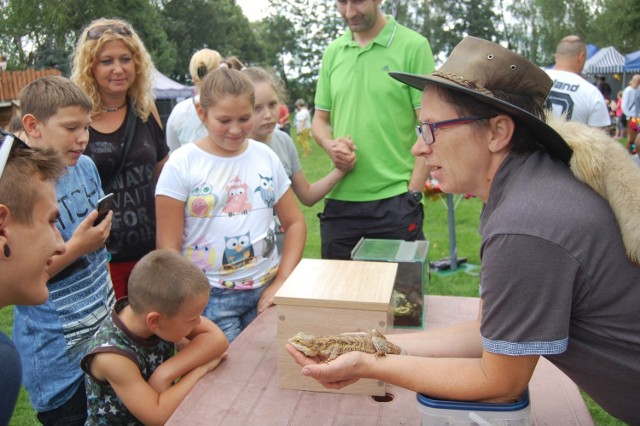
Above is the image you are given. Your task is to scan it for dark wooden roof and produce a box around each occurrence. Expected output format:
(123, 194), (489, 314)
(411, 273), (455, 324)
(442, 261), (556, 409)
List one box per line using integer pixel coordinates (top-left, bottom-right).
(0, 68), (61, 102)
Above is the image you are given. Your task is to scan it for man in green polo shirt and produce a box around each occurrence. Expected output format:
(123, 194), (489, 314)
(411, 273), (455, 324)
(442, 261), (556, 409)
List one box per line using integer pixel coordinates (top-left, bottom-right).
(312, 0), (435, 259)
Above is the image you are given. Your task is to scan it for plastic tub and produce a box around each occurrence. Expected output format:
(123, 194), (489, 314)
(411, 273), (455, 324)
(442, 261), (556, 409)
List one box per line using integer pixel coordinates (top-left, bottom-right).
(416, 390), (531, 425)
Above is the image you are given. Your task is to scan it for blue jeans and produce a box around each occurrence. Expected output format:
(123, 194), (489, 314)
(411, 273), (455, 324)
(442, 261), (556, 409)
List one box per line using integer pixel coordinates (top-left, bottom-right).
(0, 332), (21, 426)
(36, 380), (86, 426)
(204, 286), (268, 342)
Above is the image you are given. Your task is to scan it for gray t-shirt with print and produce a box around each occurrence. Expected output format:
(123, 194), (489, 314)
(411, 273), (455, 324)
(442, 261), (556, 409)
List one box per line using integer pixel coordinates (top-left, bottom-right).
(479, 151), (640, 423)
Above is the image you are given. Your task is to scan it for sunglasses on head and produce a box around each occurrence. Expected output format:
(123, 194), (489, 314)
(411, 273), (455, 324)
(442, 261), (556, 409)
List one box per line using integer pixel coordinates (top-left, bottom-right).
(86, 23), (132, 40)
(0, 130), (31, 184)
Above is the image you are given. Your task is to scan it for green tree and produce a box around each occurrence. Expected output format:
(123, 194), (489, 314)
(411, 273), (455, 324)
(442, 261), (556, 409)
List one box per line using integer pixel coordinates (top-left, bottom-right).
(413, 0), (499, 60)
(160, 0), (263, 84)
(590, 0), (640, 54)
(500, 0), (593, 66)
(381, 0), (412, 23)
(0, 0), (84, 71)
(119, 0), (177, 73)
(0, 0), (175, 75)
(262, 0), (343, 106)
(252, 14), (297, 92)
(456, 0), (500, 42)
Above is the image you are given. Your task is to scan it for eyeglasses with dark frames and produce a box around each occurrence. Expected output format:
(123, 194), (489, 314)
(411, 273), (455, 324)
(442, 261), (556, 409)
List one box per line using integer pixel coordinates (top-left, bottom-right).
(87, 23), (132, 40)
(415, 116), (493, 145)
(0, 130), (31, 184)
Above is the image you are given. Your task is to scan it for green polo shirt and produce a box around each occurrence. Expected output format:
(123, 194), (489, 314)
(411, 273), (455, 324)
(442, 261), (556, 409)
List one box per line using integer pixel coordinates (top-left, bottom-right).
(315, 16), (435, 201)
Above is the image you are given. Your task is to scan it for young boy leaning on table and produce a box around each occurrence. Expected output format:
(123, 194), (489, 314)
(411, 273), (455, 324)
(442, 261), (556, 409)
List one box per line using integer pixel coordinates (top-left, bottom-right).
(82, 249), (228, 425)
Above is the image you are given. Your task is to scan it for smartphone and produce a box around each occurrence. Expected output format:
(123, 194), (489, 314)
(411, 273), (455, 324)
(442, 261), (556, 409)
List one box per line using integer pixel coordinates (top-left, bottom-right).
(94, 193), (114, 226)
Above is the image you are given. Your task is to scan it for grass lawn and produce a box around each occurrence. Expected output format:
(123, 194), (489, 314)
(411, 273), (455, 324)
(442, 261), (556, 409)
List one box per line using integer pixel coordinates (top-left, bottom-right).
(0, 132), (625, 425)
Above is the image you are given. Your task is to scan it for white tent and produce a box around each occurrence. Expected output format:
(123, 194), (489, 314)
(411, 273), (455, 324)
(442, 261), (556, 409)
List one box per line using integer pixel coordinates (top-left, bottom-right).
(152, 69), (193, 99)
(582, 46), (625, 75)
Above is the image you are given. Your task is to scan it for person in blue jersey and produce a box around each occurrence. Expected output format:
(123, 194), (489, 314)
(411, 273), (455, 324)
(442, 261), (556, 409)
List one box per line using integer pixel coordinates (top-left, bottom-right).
(15, 76), (115, 425)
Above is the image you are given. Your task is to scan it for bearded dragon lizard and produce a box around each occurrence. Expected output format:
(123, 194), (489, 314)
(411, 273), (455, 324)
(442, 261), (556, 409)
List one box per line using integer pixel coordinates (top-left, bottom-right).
(289, 329), (402, 362)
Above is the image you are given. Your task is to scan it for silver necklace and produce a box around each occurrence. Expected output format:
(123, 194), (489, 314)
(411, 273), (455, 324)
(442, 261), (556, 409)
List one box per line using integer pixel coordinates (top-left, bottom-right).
(102, 102), (126, 112)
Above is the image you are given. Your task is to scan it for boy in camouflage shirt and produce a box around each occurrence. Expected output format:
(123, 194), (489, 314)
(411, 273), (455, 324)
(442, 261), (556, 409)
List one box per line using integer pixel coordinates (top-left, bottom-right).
(82, 250), (228, 424)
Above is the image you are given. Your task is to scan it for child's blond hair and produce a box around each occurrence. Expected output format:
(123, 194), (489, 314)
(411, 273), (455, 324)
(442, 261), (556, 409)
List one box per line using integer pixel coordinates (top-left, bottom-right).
(19, 76), (92, 122)
(199, 68), (254, 112)
(242, 67), (289, 103)
(189, 49), (222, 86)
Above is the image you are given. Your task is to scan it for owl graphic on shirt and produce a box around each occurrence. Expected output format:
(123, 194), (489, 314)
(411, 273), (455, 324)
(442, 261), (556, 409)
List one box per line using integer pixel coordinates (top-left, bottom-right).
(254, 174), (275, 208)
(222, 176), (252, 216)
(188, 184), (218, 218)
(222, 232), (255, 272)
(185, 239), (216, 273)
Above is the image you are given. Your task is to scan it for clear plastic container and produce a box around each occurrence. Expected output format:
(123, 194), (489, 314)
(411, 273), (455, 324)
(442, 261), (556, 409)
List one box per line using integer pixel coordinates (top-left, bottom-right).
(351, 238), (429, 328)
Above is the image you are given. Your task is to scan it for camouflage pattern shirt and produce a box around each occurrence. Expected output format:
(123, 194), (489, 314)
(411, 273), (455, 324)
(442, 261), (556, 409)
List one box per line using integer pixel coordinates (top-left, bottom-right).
(81, 298), (175, 425)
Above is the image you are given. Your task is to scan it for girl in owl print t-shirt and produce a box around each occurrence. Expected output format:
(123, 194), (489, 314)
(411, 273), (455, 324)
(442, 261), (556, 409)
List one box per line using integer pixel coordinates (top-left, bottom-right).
(156, 68), (306, 342)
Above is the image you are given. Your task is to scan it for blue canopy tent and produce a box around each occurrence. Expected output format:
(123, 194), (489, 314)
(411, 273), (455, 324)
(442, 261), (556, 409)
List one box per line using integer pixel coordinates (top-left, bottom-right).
(624, 50), (640, 73)
(582, 46), (625, 75)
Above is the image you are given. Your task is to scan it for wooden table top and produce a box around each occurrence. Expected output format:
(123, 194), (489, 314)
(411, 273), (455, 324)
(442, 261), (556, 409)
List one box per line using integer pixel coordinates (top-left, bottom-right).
(167, 295), (593, 426)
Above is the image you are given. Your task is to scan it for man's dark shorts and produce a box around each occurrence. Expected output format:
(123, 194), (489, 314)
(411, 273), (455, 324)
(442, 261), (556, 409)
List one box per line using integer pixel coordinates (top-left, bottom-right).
(318, 192), (424, 260)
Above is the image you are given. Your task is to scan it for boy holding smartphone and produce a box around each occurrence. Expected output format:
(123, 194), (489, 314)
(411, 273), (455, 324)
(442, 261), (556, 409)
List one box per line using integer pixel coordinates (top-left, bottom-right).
(15, 76), (115, 425)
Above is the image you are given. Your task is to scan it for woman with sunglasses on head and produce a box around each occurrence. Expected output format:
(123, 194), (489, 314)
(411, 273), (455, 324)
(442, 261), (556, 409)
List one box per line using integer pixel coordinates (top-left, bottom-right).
(0, 132), (66, 425)
(71, 18), (169, 300)
(288, 37), (640, 424)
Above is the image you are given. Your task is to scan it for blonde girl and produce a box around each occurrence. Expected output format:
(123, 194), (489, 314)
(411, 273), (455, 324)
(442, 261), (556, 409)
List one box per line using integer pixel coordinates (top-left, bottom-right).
(166, 48), (223, 151)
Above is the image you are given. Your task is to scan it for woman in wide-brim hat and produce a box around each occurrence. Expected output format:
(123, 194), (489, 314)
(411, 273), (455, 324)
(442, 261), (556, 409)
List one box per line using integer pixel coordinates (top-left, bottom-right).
(287, 36), (640, 424)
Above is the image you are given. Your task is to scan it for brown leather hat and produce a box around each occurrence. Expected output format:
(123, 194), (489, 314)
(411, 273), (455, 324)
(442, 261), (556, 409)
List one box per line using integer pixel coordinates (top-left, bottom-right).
(390, 36), (572, 164)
